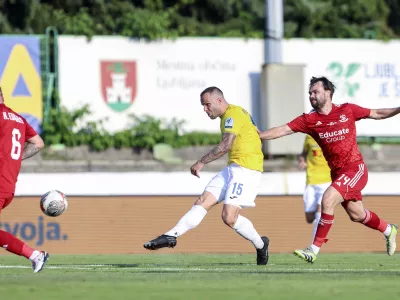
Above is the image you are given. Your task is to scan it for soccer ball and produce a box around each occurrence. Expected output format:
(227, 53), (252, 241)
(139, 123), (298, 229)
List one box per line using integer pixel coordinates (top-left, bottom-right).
(40, 190), (68, 217)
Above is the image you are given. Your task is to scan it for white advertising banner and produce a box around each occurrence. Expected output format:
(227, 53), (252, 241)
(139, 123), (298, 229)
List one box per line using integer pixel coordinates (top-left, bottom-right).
(58, 37), (263, 133)
(58, 37), (400, 136)
(283, 39), (400, 136)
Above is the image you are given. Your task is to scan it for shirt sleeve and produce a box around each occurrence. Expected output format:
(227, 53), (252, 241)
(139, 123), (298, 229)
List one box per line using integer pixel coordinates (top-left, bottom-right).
(24, 121), (38, 140)
(221, 110), (243, 135)
(287, 114), (311, 134)
(347, 103), (371, 121)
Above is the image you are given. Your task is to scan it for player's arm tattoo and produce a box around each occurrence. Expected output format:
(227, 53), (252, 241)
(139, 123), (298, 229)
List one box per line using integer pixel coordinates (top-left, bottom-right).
(199, 133), (236, 164)
(22, 143), (41, 160)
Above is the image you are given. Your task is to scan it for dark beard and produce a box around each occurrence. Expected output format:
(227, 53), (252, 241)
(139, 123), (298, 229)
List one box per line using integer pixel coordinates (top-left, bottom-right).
(311, 99), (325, 109)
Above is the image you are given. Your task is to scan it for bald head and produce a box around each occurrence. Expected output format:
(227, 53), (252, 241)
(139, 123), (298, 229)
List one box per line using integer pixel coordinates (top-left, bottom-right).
(200, 86), (224, 98)
(200, 86), (229, 119)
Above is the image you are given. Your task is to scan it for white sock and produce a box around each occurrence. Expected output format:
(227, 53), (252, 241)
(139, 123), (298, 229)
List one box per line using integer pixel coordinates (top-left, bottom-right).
(164, 205), (207, 237)
(312, 212), (321, 242)
(29, 250), (40, 261)
(232, 215), (264, 249)
(383, 224), (392, 236)
(310, 244), (320, 254)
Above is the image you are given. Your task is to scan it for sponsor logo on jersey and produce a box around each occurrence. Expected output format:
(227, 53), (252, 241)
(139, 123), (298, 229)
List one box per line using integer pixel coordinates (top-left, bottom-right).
(224, 117), (234, 128)
(315, 121), (322, 126)
(319, 128), (349, 143)
(339, 114), (348, 122)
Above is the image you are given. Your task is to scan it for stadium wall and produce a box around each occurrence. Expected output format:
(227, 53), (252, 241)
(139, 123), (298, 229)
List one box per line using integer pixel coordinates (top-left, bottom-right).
(1, 195), (398, 254)
(14, 172), (400, 196)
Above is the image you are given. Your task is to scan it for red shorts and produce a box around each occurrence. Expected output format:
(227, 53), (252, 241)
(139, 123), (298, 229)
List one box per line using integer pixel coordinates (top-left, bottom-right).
(331, 162), (368, 201)
(0, 192), (14, 212)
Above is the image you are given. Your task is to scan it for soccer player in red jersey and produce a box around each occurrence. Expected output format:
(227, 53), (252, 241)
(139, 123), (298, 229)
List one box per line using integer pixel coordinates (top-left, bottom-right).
(259, 76), (399, 263)
(0, 87), (48, 272)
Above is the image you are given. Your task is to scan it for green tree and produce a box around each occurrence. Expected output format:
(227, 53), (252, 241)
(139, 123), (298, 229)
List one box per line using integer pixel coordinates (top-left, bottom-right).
(0, 0), (397, 39)
(385, 0), (400, 36)
(284, 0), (393, 39)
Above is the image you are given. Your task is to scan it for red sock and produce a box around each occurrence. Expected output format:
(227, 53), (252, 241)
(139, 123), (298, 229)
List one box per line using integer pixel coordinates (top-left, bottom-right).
(21, 244), (35, 259)
(362, 209), (388, 233)
(313, 213), (334, 247)
(0, 230), (34, 259)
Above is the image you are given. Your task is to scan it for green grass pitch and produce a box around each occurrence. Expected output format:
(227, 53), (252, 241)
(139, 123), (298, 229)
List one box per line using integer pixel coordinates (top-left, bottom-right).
(1, 253), (399, 300)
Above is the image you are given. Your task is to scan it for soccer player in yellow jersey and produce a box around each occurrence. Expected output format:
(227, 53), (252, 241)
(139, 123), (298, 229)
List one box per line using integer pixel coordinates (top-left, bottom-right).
(298, 134), (331, 241)
(144, 86), (269, 265)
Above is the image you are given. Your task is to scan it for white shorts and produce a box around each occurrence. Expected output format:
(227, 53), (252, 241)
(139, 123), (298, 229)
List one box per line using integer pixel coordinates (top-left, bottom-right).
(303, 182), (331, 213)
(204, 163), (262, 208)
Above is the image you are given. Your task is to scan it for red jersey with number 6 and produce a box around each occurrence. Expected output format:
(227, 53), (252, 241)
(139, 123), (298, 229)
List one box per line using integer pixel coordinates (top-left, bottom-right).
(287, 103), (370, 177)
(0, 104), (37, 193)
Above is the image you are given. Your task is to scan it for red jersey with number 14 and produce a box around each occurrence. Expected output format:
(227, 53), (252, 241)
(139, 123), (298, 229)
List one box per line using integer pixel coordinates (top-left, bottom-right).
(287, 103), (370, 176)
(0, 104), (37, 193)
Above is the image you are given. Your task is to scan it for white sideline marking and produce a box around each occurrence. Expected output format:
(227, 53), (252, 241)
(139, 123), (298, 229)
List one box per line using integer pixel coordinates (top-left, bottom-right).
(1, 265), (400, 272)
(0, 265), (92, 270)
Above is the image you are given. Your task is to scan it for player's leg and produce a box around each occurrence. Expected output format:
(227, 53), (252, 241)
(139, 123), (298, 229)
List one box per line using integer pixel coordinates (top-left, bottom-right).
(343, 200), (398, 255)
(294, 186), (343, 263)
(303, 185), (317, 224)
(0, 229), (49, 273)
(341, 162), (398, 255)
(313, 186), (343, 249)
(144, 168), (226, 250)
(221, 204), (265, 250)
(164, 190), (217, 237)
(303, 184), (321, 242)
(305, 211), (316, 224)
(221, 165), (269, 265)
(143, 191), (218, 250)
(312, 183), (330, 241)
(221, 203), (269, 265)
(0, 194), (49, 273)
(311, 205), (321, 242)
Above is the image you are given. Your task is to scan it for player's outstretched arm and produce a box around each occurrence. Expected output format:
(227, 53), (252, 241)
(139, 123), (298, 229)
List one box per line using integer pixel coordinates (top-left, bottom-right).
(199, 132), (235, 164)
(22, 135), (45, 160)
(369, 107), (400, 120)
(259, 125), (294, 140)
(190, 133), (236, 177)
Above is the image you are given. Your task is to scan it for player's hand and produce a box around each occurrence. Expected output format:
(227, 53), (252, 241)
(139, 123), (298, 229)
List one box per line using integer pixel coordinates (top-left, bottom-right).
(190, 161), (204, 178)
(298, 160), (307, 170)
